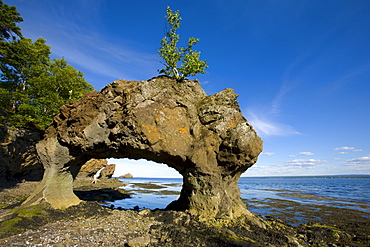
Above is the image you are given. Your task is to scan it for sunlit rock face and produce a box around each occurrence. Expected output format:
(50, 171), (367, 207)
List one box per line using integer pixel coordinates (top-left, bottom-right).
(24, 76), (262, 218)
(76, 159), (115, 179)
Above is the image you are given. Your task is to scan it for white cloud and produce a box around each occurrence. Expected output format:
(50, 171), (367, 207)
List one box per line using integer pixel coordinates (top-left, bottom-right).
(334, 146), (355, 151)
(353, 149), (363, 152)
(338, 152), (348, 154)
(299, 152), (314, 155)
(284, 159), (327, 167)
(289, 152), (314, 157)
(345, 156), (370, 172)
(262, 152), (275, 155)
(346, 156), (370, 165)
(245, 158), (327, 176)
(109, 158), (181, 178)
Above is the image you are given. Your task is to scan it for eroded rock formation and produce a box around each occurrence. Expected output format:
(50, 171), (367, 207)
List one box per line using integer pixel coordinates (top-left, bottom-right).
(76, 159), (115, 179)
(0, 126), (43, 181)
(23, 76), (263, 218)
(0, 125), (114, 183)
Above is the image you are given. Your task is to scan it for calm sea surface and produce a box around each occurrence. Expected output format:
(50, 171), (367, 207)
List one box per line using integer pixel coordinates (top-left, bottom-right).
(113, 176), (370, 219)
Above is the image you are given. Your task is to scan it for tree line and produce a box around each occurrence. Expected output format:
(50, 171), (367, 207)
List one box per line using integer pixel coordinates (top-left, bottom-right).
(1, 2), (208, 130)
(0, 0), (94, 130)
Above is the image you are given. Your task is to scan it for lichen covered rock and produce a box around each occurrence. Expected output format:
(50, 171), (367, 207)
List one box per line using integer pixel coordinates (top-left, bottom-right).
(24, 76), (263, 218)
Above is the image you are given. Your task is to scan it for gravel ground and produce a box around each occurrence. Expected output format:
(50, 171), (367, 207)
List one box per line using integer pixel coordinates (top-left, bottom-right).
(0, 207), (161, 246)
(1, 178), (369, 247)
(0, 179), (163, 247)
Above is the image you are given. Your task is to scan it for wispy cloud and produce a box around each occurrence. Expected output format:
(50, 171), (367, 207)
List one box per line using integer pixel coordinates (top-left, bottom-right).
(247, 158), (327, 176)
(345, 156), (370, 172)
(270, 81), (293, 116)
(245, 72), (299, 137)
(288, 152), (314, 157)
(346, 156), (370, 165)
(246, 109), (300, 136)
(326, 62), (370, 94)
(39, 27), (158, 86)
(334, 146), (355, 151)
(19, 1), (159, 88)
(262, 152), (275, 156)
(284, 159), (327, 168)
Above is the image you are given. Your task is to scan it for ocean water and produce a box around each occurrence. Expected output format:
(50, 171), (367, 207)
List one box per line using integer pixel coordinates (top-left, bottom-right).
(112, 176), (370, 219)
(114, 177), (182, 210)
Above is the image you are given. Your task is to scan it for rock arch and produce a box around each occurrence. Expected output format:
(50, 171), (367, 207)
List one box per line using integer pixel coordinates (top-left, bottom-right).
(23, 76), (263, 218)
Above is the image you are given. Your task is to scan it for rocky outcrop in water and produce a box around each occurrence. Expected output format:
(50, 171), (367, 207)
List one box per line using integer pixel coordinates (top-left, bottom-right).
(23, 76), (263, 219)
(77, 159), (115, 179)
(119, 173), (133, 178)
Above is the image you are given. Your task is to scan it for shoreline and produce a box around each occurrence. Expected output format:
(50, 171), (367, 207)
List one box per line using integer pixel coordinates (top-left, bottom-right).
(1, 178), (369, 246)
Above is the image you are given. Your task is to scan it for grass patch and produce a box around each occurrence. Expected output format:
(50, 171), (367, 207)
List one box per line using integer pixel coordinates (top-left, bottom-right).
(0, 204), (50, 239)
(0, 217), (23, 238)
(0, 204), (10, 209)
(13, 205), (48, 217)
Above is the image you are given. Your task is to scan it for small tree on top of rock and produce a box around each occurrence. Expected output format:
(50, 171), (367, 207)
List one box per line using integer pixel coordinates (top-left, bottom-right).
(158, 6), (208, 81)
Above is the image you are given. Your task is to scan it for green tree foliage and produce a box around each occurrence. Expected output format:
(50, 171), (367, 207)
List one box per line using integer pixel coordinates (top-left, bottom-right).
(0, 0), (23, 41)
(0, 1), (94, 130)
(158, 6), (208, 81)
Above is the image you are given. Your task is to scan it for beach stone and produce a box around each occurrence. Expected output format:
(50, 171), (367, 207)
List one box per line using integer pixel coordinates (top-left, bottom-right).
(128, 235), (151, 247)
(138, 208), (152, 216)
(23, 76), (262, 218)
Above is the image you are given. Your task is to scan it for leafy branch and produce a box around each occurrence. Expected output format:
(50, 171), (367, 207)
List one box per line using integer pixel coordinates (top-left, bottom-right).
(158, 6), (208, 81)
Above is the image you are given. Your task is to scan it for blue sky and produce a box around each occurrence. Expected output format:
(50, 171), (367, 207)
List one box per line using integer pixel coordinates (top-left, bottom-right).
(9, 0), (370, 177)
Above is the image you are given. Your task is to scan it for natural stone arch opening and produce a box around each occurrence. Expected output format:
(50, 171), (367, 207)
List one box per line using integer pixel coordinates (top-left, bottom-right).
(23, 76), (263, 219)
(110, 158), (182, 179)
(110, 158), (182, 210)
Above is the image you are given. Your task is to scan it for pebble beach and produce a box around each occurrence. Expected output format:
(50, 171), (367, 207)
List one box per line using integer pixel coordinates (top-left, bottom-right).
(1, 178), (369, 247)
